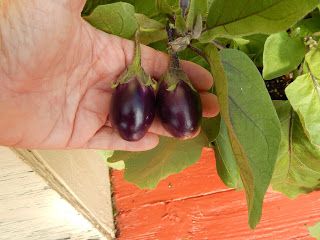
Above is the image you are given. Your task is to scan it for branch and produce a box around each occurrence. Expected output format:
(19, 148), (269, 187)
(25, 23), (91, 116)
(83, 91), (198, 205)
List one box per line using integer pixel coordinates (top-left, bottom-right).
(212, 40), (225, 50)
(187, 44), (209, 63)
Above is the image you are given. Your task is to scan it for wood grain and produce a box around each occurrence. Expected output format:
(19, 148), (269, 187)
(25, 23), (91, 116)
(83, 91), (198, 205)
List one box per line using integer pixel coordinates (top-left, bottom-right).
(0, 147), (106, 240)
(112, 148), (320, 240)
(13, 149), (115, 239)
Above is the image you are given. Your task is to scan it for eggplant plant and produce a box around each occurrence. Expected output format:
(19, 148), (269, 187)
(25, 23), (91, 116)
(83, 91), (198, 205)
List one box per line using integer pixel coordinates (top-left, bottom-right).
(110, 34), (156, 141)
(83, 0), (320, 229)
(157, 26), (202, 139)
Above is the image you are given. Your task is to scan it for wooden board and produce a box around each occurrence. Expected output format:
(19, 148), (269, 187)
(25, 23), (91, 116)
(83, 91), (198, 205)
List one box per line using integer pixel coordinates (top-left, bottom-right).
(112, 148), (320, 239)
(13, 149), (115, 239)
(0, 147), (106, 240)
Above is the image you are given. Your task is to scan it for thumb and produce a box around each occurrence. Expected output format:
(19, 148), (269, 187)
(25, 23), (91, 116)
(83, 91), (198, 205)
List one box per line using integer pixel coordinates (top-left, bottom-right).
(70, 0), (87, 13)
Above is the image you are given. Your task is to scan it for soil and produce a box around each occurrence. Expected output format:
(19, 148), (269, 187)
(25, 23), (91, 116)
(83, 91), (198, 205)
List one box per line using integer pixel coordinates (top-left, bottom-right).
(265, 74), (294, 100)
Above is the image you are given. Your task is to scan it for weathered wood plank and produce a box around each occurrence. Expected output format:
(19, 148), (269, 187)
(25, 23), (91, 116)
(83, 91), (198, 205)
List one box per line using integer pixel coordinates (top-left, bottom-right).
(111, 149), (229, 212)
(12, 149), (115, 239)
(112, 148), (320, 239)
(0, 147), (106, 240)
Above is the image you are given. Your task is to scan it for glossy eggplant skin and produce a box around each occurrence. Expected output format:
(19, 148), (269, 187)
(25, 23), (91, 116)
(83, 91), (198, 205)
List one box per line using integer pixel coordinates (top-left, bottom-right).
(157, 80), (202, 138)
(110, 77), (156, 141)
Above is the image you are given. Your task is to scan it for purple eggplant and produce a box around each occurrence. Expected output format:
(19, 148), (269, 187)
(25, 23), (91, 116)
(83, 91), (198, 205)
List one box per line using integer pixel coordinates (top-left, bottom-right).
(110, 77), (156, 141)
(109, 32), (156, 141)
(157, 74), (202, 139)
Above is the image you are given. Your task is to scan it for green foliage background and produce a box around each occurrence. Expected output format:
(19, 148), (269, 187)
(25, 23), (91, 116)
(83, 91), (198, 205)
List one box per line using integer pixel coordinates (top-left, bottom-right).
(83, 0), (320, 229)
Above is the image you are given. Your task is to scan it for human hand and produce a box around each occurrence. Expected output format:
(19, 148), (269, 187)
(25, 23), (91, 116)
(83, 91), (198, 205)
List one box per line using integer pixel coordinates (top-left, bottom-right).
(0, 0), (219, 151)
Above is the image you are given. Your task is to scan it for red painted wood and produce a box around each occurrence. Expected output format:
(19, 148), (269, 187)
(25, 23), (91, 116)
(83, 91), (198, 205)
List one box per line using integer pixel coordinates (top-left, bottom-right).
(112, 148), (320, 239)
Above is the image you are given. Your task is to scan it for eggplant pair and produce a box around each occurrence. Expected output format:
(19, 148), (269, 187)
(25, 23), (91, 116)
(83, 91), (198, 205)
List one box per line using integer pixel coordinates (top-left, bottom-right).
(109, 37), (202, 142)
(110, 69), (202, 142)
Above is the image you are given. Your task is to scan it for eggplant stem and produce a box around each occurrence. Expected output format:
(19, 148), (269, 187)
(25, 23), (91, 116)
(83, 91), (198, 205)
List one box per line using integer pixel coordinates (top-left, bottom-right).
(132, 31), (142, 69)
(188, 44), (209, 64)
(166, 23), (181, 69)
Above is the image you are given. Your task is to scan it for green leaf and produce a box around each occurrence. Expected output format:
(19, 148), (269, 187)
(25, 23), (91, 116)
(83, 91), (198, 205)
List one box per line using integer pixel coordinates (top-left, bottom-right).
(82, 0), (112, 15)
(294, 16), (320, 37)
(221, 48), (281, 228)
(202, 116), (221, 143)
(285, 47), (320, 146)
(201, 0), (319, 41)
(134, 0), (160, 17)
(285, 74), (320, 147)
(263, 32), (305, 80)
(156, 0), (180, 14)
(135, 13), (167, 45)
(206, 45), (261, 228)
(309, 222), (320, 240)
(84, 2), (138, 39)
(98, 150), (114, 159)
(148, 40), (168, 52)
(109, 134), (208, 189)
(186, 0), (207, 30)
(135, 13), (165, 31)
(235, 34), (268, 68)
(272, 101), (320, 198)
(175, 14), (187, 35)
(179, 42), (209, 69)
(306, 46), (320, 78)
(98, 150), (125, 170)
(214, 119), (242, 189)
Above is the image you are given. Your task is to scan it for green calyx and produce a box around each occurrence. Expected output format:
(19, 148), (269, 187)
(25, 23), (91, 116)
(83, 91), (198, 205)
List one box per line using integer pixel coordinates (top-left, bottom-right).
(161, 48), (196, 92)
(112, 32), (157, 90)
(163, 66), (196, 92)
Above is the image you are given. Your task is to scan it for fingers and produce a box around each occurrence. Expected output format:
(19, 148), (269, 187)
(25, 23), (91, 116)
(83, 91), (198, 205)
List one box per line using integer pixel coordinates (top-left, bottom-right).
(148, 118), (201, 139)
(147, 92), (219, 137)
(200, 93), (220, 118)
(142, 45), (214, 91)
(86, 127), (159, 151)
(119, 38), (213, 91)
(91, 29), (213, 91)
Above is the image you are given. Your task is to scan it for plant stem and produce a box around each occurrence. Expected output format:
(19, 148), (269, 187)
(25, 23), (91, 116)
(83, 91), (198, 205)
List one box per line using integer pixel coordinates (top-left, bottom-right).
(188, 44), (209, 63)
(212, 40), (225, 50)
(166, 24), (180, 69)
(180, 0), (190, 17)
(132, 31), (141, 69)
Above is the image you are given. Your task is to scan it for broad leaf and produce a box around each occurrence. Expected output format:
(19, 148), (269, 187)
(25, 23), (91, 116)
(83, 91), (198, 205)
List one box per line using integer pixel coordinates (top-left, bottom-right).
(135, 13), (165, 31)
(263, 32), (305, 80)
(135, 13), (167, 45)
(179, 43), (209, 69)
(215, 119), (242, 189)
(272, 101), (320, 198)
(306, 46), (320, 78)
(156, 0), (180, 14)
(294, 16), (320, 37)
(135, 0), (160, 17)
(286, 73), (320, 147)
(221, 49), (281, 228)
(235, 34), (268, 68)
(206, 45), (255, 228)
(201, 0), (319, 41)
(82, 0), (112, 15)
(84, 2), (138, 39)
(186, 0), (207, 30)
(202, 117), (221, 143)
(309, 222), (320, 240)
(285, 48), (320, 146)
(109, 134), (208, 189)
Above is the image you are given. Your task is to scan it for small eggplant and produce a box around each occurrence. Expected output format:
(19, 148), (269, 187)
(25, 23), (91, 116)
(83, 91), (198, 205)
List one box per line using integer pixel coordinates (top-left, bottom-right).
(110, 77), (155, 141)
(157, 68), (202, 139)
(110, 33), (156, 141)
